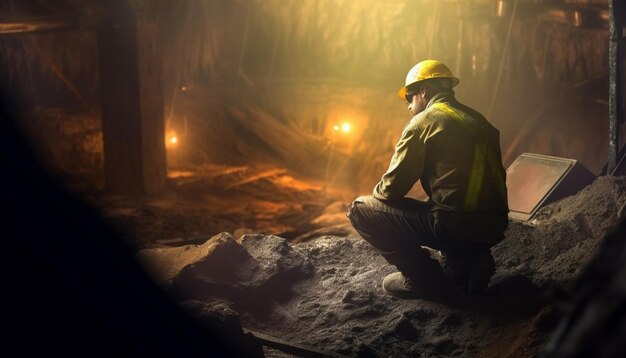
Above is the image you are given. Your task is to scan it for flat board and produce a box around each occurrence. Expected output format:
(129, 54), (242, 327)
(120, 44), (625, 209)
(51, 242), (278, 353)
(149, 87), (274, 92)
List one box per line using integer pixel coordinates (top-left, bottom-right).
(506, 153), (575, 221)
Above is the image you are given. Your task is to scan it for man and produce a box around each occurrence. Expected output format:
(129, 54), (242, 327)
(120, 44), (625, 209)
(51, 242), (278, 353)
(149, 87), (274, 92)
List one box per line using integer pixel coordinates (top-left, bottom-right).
(347, 60), (509, 299)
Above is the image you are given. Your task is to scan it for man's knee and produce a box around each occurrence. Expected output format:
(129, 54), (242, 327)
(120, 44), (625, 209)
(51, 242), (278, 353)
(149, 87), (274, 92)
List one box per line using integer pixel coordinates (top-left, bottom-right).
(347, 195), (377, 227)
(347, 196), (392, 250)
(347, 196), (365, 227)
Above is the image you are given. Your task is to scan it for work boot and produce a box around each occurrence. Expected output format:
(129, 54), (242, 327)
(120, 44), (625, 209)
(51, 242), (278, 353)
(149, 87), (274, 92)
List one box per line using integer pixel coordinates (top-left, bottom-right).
(382, 271), (449, 299)
(382, 272), (420, 299)
(378, 246), (451, 299)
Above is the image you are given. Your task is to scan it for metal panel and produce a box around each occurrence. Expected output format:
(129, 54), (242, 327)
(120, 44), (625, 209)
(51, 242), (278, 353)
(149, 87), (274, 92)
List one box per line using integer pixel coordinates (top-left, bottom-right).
(507, 153), (594, 221)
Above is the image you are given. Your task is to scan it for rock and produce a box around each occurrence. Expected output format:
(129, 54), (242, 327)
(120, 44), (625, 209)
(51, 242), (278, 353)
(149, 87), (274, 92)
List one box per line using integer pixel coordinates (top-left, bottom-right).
(150, 233), (315, 312)
(233, 227), (256, 241)
(136, 232), (247, 287)
(179, 233), (258, 289)
(239, 233), (314, 285)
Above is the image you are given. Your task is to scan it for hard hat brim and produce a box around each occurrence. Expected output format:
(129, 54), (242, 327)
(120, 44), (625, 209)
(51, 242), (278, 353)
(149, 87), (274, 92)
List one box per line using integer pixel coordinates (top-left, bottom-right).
(397, 77), (460, 100)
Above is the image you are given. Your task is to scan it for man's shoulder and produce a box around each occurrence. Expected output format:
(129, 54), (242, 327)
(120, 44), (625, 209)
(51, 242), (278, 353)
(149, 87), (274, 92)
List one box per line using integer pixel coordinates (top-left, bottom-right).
(412, 105), (458, 129)
(403, 109), (448, 140)
(409, 107), (445, 126)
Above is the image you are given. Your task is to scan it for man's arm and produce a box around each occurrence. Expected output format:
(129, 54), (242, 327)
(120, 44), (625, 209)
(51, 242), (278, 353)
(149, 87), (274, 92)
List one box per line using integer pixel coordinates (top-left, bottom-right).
(373, 126), (425, 200)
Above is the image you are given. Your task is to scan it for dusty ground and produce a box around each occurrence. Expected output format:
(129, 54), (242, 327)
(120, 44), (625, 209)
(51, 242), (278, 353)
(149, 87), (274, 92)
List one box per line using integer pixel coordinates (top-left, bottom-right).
(91, 165), (354, 249)
(17, 105), (624, 356)
(242, 170), (625, 356)
(91, 163), (626, 357)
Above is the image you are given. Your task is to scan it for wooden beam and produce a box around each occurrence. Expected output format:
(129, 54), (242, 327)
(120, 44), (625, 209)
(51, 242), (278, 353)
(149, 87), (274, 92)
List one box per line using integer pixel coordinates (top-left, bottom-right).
(608, 0), (624, 175)
(97, 1), (166, 195)
(0, 16), (77, 35)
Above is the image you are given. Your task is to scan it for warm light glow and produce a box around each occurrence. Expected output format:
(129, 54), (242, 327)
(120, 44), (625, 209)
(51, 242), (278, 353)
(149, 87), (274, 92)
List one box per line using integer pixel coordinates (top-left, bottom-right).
(572, 10), (582, 27)
(326, 111), (365, 153)
(495, 0), (505, 17)
(332, 122), (352, 134)
(166, 130), (179, 148)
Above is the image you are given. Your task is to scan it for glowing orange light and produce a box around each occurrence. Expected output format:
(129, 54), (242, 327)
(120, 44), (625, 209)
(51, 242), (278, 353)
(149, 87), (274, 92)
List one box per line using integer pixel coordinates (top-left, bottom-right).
(166, 130), (179, 148)
(333, 124), (340, 132)
(341, 123), (351, 133)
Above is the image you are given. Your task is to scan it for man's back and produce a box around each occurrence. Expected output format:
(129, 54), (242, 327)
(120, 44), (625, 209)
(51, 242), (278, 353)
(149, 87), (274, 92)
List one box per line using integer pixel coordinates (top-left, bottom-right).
(413, 93), (509, 214)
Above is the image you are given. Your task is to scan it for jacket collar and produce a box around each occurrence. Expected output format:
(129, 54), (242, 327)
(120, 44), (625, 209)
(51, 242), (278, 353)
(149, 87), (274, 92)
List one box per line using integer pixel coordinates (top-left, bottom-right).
(425, 91), (455, 110)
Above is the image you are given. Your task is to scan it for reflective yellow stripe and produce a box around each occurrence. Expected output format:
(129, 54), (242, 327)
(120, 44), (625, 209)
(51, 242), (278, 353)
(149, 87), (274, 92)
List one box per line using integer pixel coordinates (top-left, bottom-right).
(432, 104), (462, 124)
(464, 143), (486, 211)
(431, 103), (506, 210)
(486, 143), (507, 203)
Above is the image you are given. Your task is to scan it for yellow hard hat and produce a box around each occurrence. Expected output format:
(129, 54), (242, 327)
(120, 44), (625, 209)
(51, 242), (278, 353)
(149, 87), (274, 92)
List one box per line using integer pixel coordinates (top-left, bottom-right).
(398, 60), (460, 99)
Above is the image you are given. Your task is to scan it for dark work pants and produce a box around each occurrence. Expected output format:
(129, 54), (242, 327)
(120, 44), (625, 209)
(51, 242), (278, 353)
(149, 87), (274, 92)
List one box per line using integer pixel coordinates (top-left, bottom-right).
(347, 195), (494, 280)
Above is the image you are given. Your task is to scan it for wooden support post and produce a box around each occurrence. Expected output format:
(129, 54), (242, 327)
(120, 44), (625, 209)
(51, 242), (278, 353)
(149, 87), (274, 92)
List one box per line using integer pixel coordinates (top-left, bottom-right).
(608, 0), (618, 174)
(97, 1), (166, 195)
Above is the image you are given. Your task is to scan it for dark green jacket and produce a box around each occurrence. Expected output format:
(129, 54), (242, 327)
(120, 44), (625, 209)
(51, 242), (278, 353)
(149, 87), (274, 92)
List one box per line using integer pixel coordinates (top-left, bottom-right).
(374, 92), (508, 214)
(373, 92), (509, 243)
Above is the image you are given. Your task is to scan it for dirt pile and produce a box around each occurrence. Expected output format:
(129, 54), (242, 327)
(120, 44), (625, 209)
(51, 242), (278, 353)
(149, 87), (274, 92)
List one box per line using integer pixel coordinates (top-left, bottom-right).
(137, 175), (626, 357)
(493, 176), (626, 288)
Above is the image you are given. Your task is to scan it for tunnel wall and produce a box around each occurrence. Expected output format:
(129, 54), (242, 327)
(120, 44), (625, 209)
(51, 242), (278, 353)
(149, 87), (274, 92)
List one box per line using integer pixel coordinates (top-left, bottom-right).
(0, 0), (624, 195)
